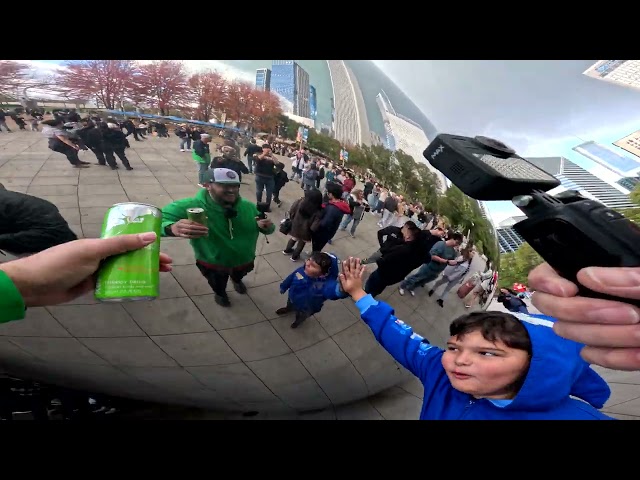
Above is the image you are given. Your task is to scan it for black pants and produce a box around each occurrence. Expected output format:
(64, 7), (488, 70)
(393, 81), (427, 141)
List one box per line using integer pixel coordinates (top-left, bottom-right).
(312, 237), (329, 253)
(282, 299), (312, 326)
(90, 147), (106, 165)
(49, 142), (81, 166)
(104, 147), (131, 169)
(273, 185), (283, 203)
(364, 269), (388, 298)
(284, 238), (306, 260)
(197, 263), (252, 297)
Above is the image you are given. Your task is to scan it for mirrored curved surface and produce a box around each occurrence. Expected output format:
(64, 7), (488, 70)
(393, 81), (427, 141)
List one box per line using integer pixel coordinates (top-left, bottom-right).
(0, 59), (494, 414)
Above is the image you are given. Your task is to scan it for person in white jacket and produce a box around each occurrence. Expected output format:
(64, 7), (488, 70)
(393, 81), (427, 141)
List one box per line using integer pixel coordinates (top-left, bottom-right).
(427, 249), (474, 307)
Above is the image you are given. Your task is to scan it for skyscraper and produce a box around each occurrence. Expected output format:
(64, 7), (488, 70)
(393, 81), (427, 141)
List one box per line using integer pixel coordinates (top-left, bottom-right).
(271, 60), (310, 118)
(572, 140), (640, 177)
(496, 216), (527, 254)
(255, 68), (271, 91)
(527, 156), (636, 209)
(309, 85), (317, 122)
(326, 60), (370, 147)
(614, 130), (640, 162)
(583, 60), (640, 92)
(376, 90), (446, 191)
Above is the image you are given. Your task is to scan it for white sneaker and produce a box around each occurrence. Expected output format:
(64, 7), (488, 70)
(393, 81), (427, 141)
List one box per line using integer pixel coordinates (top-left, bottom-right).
(180, 149), (185, 152)
(398, 287), (405, 296)
(409, 290), (415, 297)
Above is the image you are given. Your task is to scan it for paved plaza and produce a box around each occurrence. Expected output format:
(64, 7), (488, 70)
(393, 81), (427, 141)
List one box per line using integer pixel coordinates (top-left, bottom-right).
(0, 129), (639, 420)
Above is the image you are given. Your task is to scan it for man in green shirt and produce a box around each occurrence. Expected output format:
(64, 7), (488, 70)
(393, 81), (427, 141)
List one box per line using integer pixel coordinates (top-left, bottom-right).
(161, 168), (275, 307)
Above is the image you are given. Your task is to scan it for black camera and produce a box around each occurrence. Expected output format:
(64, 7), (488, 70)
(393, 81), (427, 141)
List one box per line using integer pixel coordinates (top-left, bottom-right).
(256, 202), (270, 220)
(424, 134), (640, 307)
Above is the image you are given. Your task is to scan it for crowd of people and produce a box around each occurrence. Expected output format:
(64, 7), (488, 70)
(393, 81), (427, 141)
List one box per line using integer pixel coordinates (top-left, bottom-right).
(0, 111), (638, 420)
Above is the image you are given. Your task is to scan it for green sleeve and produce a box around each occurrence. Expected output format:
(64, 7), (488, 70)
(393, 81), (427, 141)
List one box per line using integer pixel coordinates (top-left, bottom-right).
(0, 269), (26, 323)
(161, 197), (197, 235)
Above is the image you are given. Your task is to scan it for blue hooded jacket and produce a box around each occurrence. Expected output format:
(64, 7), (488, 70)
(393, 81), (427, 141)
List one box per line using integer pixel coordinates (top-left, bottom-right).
(355, 294), (614, 420)
(280, 253), (347, 313)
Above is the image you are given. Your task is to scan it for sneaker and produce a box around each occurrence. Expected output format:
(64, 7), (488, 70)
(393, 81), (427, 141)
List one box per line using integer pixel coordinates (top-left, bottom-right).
(283, 250), (293, 255)
(233, 280), (247, 294)
(428, 289), (434, 296)
(437, 299), (444, 307)
(349, 233), (355, 238)
(215, 294), (231, 307)
(276, 307), (290, 315)
(409, 290), (415, 297)
(180, 149), (185, 152)
(291, 257), (299, 262)
(398, 287), (406, 296)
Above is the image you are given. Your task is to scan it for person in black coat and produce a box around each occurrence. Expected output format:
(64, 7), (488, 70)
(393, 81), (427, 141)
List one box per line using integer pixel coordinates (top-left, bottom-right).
(0, 185), (77, 255)
(101, 123), (133, 170)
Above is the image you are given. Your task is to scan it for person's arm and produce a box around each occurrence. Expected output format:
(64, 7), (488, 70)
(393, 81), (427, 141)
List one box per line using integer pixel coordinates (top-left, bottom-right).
(430, 241), (449, 264)
(377, 226), (394, 246)
(339, 257), (443, 381)
(54, 133), (78, 149)
(280, 269), (298, 294)
(160, 198), (197, 236)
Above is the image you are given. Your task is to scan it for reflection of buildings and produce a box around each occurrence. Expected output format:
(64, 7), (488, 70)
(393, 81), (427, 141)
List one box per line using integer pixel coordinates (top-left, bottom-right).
(271, 61), (310, 118)
(309, 85), (317, 123)
(618, 176), (640, 191)
(614, 130), (640, 164)
(370, 131), (383, 146)
(583, 60), (640, 92)
(527, 156), (636, 210)
(497, 216), (527, 254)
(255, 68), (271, 91)
(326, 60), (370, 147)
(572, 140), (640, 177)
(376, 90), (446, 191)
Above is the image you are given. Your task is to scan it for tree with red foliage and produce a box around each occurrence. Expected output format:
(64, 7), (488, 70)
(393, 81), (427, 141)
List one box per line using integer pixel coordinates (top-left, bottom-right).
(223, 81), (260, 128)
(251, 90), (283, 133)
(0, 61), (28, 97)
(189, 71), (228, 122)
(54, 60), (136, 109)
(132, 61), (189, 116)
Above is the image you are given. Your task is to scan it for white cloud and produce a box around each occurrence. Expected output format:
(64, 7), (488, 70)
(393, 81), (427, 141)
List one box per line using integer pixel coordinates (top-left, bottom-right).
(137, 60), (255, 84)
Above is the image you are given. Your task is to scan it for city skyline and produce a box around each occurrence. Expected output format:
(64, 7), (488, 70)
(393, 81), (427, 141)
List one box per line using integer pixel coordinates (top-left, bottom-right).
(14, 60), (640, 223)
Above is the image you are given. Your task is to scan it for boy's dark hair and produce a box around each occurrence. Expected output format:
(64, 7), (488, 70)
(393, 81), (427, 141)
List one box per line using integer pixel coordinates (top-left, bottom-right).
(449, 232), (464, 243)
(403, 220), (420, 232)
(449, 311), (532, 356)
(309, 252), (332, 275)
(326, 183), (342, 200)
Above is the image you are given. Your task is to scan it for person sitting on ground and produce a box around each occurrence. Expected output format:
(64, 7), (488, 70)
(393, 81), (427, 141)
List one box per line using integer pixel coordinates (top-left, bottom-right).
(277, 252), (347, 329)
(338, 257), (613, 420)
(0, 184), (78, 256)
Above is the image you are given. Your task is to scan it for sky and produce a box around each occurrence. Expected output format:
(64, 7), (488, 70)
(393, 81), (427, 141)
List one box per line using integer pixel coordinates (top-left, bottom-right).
(372, 60), (640, 223)
(22, 60), (640, 224)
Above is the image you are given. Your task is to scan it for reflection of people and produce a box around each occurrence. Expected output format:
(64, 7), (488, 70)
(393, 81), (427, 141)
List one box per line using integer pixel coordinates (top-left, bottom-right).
(339, 257), (613, 420)
(277, 252), (346, 329)
(0, 233), (173, 324)
(529, 263), (640, 371)
(161, 168), (275, 308)
(0, 184), (78, 256)
(497, 288), (529, 314)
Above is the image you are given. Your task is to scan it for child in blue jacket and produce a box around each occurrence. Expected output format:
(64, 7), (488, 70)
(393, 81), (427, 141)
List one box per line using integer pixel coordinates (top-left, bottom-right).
(338, 257), (614, 420)
(277, 252), (347, 328)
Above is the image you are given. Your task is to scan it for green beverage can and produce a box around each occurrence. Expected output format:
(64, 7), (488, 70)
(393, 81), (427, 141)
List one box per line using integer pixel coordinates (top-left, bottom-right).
(187, 207), (207, 224)
(95, 202), (162, 302)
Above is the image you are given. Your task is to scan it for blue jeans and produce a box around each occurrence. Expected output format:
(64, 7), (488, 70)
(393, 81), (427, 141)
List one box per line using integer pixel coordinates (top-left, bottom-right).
(339, 214), (361, 235)
(428, 275), (457, 300)
(401, 264), (441, 291)
(255, 175), (275, 205)
(180, 138), (192, 150)
(197, 162), (208, 184)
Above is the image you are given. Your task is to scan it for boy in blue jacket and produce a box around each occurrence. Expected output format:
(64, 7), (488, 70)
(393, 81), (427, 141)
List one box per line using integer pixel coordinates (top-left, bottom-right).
(277, 252), (347, 328)
(338, 257), (614, 420)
